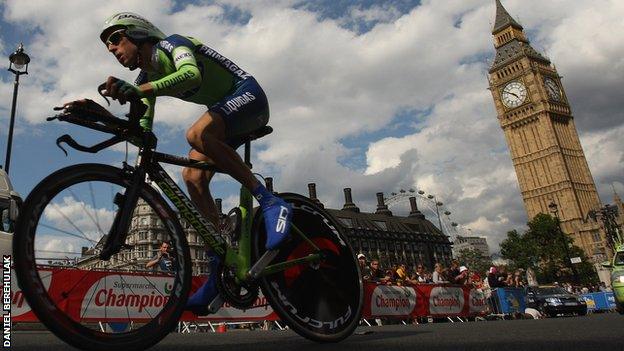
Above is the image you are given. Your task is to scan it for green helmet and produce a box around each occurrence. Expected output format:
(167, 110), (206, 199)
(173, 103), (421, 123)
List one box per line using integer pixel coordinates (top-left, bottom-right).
(100, 12), (166, 44)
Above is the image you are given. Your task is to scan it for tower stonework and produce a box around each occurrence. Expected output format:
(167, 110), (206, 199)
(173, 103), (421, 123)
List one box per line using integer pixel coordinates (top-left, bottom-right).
(488, 0), (609, 262)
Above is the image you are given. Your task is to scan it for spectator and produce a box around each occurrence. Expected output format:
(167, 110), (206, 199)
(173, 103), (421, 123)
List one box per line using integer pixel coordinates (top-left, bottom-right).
(146, 241), (174, 271)
(357, 253), (367, 274)
(396, 263), (408, 284)
(505, 272), (515, 287)
(513, 269), (524, 287)
(453, 266), (469, 285)
(413, 264), (428, 283)
(432, 263), (449, 283)
(385, 268), (398, 283)
(599, 282), (611, 292)
(448, 260), (460, 282)
(469, 270), (483, 288)
(487, 266), (505, 288)
(365, 259), (390, 283)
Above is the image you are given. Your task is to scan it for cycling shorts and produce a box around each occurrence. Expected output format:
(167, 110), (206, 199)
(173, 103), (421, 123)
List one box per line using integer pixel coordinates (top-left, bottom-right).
(208, 77), (270, 149)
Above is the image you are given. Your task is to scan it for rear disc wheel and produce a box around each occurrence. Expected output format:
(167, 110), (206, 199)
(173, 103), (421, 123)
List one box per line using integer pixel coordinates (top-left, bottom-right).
(252, 193), (363, 342)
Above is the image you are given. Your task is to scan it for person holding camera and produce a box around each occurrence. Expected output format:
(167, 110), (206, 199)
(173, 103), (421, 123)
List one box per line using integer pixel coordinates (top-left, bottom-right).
(146, 241), (174, 271)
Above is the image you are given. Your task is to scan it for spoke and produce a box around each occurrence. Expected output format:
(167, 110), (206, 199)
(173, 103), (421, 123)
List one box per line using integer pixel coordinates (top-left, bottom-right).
(68, 187), (106, 237)
(39, 223), (98, 245)
(64, 268), (98, 304)
(119, 275), (156, 320)
(51, 203), (97, 244)
(89, 182), (104, 235)
(117, 274), (132, 323)
(80, 271), (103, 321)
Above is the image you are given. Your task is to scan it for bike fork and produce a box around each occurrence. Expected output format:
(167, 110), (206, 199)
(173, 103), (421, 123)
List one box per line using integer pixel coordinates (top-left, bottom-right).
(100, 164), (144, 260)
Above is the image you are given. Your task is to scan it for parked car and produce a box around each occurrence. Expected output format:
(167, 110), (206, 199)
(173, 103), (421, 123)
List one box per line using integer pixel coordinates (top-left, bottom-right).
(525, 285), (587, 317)
(603, 245), (624, 314)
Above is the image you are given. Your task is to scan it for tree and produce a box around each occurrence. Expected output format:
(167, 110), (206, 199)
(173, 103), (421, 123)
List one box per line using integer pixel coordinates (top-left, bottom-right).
(456, 248), (493, 276)
(499, 213), (599, 285)
(500, 229), (538, 271)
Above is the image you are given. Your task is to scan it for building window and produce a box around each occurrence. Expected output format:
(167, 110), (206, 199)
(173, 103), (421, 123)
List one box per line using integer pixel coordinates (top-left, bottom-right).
(337, 217), (353, 228)
(374, 221), (387, 230)
(592, 231), (601, 243)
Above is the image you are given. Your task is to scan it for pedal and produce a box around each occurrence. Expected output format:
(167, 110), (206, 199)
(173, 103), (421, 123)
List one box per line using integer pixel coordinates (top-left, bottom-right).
(207, 294), (224, 314)
(247, 250), (279, 280)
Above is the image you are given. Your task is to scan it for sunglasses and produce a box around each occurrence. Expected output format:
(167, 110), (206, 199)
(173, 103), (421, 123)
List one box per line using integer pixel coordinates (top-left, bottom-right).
(106, 29), (126, 47)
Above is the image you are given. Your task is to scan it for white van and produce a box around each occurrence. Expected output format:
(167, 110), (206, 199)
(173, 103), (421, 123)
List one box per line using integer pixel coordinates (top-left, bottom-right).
(0, 168), (21, 257)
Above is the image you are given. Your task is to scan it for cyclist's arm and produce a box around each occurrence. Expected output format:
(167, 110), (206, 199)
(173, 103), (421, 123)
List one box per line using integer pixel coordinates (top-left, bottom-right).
(139, 96), (156, 131)
(145, 253), (161, 268)
(138, 38), (202, 97)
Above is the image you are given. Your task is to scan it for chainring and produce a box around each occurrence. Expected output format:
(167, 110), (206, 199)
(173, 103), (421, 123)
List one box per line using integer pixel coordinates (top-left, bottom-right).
(216, 266), (259, 309)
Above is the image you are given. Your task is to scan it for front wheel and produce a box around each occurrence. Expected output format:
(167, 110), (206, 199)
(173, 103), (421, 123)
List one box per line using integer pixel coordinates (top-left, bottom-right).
(252, 193), (363, 342)
(13, 164), (192, 351)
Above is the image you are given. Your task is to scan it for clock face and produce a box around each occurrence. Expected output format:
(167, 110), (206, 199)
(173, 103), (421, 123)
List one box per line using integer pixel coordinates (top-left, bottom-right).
(501, 81), (527, 108)
(544, 77), (561, 101)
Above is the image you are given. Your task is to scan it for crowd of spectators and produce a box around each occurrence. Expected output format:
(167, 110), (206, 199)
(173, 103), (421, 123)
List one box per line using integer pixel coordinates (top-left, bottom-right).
(358, 254), (544, 292)
(359, 255), (487, 287)
(358, 253), (613, 297)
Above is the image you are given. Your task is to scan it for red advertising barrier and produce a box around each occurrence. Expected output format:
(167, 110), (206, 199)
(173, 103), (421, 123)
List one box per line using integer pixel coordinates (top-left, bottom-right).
(363, 283), (488, 319)
(6, 268), (486, 323)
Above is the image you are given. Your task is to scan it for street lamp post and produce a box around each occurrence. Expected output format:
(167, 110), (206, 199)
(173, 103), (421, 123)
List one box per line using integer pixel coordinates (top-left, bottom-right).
(548, 201), (580, 284)
(4, 43), (30, 174)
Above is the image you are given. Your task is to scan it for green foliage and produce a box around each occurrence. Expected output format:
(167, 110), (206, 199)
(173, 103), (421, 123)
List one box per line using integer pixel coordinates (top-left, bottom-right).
(500, 229), (538, 270)
(456, 248), (493, 275)
(500, 213), (599, 284)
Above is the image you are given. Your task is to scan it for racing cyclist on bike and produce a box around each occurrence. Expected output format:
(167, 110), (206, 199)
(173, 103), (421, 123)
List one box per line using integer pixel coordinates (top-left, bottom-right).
(96, 12), (292, 315)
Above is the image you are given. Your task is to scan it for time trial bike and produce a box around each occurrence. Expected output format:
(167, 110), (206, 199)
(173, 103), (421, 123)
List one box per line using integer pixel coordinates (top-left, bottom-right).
(13, 86), (363, 351)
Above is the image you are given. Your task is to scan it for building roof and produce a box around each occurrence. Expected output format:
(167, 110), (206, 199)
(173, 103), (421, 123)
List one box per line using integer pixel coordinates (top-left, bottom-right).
(326, 207), (450, 243)
(492, 0), (523, 34)
(489, 39), (550, 73)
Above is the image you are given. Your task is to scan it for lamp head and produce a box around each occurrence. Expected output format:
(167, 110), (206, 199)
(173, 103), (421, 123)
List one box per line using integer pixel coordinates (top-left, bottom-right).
(8, 43), (30, 74)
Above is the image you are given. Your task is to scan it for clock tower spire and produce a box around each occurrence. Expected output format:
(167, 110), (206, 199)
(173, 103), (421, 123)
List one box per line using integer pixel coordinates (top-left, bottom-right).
(487, 1), (609, 264)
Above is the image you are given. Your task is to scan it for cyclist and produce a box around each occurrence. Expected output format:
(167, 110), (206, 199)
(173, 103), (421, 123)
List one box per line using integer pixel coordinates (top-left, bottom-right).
(96, 12), (292, 314)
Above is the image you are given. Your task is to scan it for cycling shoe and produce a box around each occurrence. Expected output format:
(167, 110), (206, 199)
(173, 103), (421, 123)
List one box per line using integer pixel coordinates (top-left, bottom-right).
(185, 255), (220, 315)
(262, 196), (293, 250)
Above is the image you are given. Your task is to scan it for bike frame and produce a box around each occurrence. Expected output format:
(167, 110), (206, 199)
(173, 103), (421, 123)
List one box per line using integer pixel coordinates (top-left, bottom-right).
(109, 142), (321, 283)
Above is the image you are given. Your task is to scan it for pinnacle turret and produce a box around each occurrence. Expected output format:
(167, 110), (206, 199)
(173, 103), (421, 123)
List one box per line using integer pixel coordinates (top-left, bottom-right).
(493, 0), (523, 34)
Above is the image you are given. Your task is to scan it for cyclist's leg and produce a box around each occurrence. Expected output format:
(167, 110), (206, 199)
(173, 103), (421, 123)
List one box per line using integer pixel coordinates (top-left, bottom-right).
(186, 111), (259, 192)
(182, 149), (219, 230)
(186, 109), (293, 250)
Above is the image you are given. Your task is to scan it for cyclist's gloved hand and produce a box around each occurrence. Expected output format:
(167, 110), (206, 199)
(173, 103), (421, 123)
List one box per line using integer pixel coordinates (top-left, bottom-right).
(62, 99), (115, 120)
(139, 116), (153, 131)
(104, 76), (143, 105)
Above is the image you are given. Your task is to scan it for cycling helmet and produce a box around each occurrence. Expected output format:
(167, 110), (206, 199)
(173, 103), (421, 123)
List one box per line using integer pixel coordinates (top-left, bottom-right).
(100, 12), (166, 45)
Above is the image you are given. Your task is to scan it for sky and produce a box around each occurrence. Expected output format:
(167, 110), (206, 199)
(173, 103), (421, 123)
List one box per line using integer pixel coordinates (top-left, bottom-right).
(0, 0), (623, 253)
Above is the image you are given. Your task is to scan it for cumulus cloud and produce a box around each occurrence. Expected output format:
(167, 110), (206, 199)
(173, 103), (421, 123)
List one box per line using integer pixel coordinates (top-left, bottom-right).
(1, 0), (622, 254)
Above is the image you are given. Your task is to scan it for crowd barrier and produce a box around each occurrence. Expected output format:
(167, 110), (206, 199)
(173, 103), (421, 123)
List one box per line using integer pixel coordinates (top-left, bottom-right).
(6, 268), (489, 323)
(488, 287), (526, 315)
(581, 292), (616, 311)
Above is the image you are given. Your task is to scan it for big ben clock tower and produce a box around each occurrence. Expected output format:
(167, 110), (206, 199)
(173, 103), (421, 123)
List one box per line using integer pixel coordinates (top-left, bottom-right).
(488, 0), (609, 262)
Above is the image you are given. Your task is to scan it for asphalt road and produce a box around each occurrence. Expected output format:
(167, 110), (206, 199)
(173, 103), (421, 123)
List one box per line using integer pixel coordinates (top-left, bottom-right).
(10, 313), (624, 351)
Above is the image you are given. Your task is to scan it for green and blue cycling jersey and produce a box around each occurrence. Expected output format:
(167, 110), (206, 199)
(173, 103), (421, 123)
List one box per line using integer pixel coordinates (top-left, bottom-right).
(136, 34), (269, 147)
